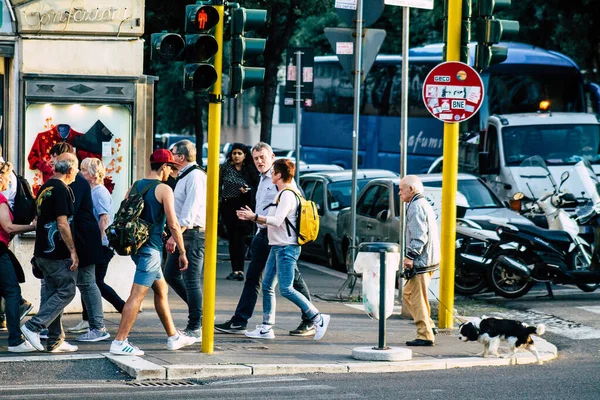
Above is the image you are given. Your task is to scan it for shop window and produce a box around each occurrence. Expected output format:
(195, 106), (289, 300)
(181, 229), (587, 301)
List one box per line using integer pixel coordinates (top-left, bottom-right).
(24, 103), (132, 218)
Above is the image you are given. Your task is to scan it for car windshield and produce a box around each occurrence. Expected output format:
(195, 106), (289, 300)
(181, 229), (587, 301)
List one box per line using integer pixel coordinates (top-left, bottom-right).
(420, 179), (504, 209)
(503, 124), (600, 166)
(328, 179), (373, 210)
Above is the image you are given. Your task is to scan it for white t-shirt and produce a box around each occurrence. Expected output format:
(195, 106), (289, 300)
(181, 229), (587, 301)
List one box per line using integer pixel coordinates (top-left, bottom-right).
(0, 157), (17, 209)
(265, 189), (298, 246)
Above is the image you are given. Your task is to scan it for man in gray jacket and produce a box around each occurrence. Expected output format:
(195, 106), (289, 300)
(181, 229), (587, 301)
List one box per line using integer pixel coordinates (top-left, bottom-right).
(399, 175), (440, 347)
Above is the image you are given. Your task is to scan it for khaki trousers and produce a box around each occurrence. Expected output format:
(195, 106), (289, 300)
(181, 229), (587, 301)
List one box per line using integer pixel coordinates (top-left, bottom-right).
(402, 270), (435, 341)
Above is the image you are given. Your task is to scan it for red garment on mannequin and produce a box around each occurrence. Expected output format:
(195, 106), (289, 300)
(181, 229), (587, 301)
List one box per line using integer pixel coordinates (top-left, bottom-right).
(28, 125), (102, 193)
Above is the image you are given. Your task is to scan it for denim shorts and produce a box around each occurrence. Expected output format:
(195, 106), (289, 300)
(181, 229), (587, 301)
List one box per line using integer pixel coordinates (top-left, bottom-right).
(132, 246), (163, 287)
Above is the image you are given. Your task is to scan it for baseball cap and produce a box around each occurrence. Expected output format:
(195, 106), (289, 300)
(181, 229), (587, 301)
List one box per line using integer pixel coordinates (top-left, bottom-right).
(150, 149), (179, 167)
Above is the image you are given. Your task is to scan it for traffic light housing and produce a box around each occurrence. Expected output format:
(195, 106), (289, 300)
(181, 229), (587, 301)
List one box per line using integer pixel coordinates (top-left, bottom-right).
(150, 32), (185, 61)
(473, 0), (519, 70)
(183, 3), (220, 92)
(229, 7), (267, 97)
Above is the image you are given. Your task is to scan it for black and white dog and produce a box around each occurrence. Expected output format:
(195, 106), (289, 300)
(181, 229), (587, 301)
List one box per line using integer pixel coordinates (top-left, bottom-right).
(458, 316), (546, 364)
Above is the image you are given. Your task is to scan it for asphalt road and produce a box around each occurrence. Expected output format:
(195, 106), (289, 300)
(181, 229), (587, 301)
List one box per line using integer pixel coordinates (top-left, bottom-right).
(1, 257), (598, 399)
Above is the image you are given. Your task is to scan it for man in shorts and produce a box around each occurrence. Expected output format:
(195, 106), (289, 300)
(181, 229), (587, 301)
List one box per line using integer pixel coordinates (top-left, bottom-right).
(109, 149), (196, 355)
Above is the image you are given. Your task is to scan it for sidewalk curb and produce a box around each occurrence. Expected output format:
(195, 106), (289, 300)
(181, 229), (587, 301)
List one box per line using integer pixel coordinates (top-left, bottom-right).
(105, 339), (558, 380)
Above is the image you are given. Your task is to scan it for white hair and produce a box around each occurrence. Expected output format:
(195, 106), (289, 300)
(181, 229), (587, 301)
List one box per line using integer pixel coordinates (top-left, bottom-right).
(401, 175), (424, 194)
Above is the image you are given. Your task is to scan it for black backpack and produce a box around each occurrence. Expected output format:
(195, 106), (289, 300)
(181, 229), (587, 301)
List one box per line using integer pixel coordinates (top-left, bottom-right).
(11, 171), (36, 224)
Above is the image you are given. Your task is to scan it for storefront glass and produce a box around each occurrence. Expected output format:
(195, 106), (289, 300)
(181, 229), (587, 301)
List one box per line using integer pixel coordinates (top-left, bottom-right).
(24, 103), (132, 216)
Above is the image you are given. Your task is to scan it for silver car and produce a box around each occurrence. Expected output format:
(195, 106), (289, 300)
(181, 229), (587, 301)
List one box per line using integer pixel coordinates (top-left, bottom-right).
(299, 169), (398, 269)
(335, 173), (533, 267)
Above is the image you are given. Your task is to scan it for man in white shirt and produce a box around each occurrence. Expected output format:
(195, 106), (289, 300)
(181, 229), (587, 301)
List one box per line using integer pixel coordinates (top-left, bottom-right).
(164, 140), (207, 343)
(215, 142), (314, 337)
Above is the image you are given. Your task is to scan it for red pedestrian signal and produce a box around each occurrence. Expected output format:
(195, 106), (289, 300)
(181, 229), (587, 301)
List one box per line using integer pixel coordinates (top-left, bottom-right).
(197, 9), (208, 30)
(185, 5), (219, 34)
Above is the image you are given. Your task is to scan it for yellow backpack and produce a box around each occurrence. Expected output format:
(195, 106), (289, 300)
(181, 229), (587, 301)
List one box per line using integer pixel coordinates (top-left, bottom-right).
(277, 188), (320, 245)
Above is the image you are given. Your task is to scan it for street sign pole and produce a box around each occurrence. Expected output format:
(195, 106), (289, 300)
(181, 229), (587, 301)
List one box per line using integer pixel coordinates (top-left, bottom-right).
(398, 5), (409, 308)
(440, 0), (463, 330)
(349, 0), (364, 270)
(294, 50), (303, 183)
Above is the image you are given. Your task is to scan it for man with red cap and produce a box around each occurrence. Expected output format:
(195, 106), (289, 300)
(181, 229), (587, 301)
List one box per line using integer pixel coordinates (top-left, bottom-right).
(109, 149), (196, 356)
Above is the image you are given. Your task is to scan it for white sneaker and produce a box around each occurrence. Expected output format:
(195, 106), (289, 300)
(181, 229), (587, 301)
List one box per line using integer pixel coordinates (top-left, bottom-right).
(245, 324), (275, 339)
(313, 314), (330, 341)
(110, 339), (145, 356)
(66, 320), (89, 334)
(167, 331), (197, 350)
(8, 341), (37, 353)
(49, 341), (78, 353)
(20, 324), (44, 351)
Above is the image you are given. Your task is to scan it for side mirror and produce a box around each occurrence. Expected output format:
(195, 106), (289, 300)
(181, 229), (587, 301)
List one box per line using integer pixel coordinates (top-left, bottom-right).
(478, 152), (500, 175)
(376, 210), (389, 221)
(559, 171), (570, 189)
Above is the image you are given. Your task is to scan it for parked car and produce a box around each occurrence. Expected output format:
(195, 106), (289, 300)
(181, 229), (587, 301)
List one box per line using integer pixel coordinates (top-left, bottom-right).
(299, 169), (398, 269)
(334, 173), (533, 269)
(299, 164), (344, 175)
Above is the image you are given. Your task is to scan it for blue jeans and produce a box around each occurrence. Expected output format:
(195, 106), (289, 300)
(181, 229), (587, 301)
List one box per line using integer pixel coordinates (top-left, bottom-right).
(0, 254), (25, 346)
(26, 258), (77, 349)
(82, 260), (125, 320)
(164, 229), (204, 331)
(231, 229), (312, 325)
(262, 245), (319, 325)
(76, 264), (105, 330)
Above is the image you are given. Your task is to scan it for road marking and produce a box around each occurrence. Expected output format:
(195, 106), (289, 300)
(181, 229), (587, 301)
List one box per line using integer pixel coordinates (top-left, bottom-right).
(299, 260), (348, 279)
(486, 309), (600, 340)
(576, 306), (600, 314)
(0, 353), (105, 363)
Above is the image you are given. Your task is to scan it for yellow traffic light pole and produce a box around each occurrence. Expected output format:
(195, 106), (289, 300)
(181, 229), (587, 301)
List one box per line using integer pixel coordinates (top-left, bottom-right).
(438, 0), (462, 330)
(201, 2), (224, 354)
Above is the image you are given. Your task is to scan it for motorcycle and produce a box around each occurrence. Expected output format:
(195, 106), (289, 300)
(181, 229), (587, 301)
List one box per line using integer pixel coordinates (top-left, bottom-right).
(486, 156), (600, 299)
(455, 217), (499, 295)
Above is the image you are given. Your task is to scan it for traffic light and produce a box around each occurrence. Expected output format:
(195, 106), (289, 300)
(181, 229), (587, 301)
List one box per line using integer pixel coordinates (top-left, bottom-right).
(229, 6), (267, 97)
(183, 3), (220, 92)
(473, 0), (519, 70)
(442, 0), (472, 63)
(150, 32), (185, 61)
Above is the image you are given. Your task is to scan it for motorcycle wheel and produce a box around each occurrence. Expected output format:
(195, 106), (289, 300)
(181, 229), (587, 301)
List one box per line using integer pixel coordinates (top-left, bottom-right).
(455, 265), (488, 295)
(487, 251), (534, 299)
(570, 247), (600, 293)
(576, 283), (599, 292)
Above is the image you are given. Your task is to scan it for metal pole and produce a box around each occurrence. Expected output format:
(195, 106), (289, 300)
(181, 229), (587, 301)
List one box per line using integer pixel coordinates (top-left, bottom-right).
(439, 0), (462, 330)
(376, 250), (388, 350)
(201, 1), (224, 354)
(349, 0), (364, 271)
(294, 50), (303, 183)
(398, 6), (410, 304)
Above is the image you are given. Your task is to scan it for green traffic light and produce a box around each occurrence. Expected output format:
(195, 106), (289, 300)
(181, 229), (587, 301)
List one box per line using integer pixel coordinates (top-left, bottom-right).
(231, 8), (267, 35)
(230, 65), (265, 96)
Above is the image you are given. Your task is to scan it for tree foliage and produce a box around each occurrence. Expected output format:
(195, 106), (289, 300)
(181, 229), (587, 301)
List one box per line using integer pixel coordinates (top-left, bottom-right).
(144, 1), (600, 141)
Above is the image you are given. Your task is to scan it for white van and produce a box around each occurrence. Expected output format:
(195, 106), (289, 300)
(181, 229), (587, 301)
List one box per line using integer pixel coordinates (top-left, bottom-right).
(477, 112), (600, 202)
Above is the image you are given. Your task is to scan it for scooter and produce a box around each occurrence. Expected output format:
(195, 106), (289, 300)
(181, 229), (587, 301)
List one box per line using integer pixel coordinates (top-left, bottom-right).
(485, 156), (600, 299)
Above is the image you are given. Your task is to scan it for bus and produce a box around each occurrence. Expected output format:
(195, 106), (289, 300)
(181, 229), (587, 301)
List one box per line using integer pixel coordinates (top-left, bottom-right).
(301, 42), (597, 173)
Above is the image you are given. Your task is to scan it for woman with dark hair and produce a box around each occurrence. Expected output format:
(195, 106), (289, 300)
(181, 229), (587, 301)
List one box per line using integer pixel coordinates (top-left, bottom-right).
(219, 143), (258, 281)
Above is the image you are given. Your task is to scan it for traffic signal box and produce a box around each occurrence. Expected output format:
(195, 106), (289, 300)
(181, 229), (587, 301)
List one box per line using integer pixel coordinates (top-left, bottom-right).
(473, 0), (519, 70)
(150, 32), (185, 62)
(229, 6), (267, 97)
(184, 3), (221, 92)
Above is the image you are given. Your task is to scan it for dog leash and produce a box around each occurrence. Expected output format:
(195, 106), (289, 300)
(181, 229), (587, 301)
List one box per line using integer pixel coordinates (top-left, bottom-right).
(403, 273), (468, 325)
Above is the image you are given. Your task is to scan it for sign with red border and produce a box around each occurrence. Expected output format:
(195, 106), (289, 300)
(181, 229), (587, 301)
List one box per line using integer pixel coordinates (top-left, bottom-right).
(422, 61), (484, 123)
